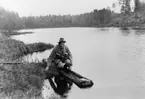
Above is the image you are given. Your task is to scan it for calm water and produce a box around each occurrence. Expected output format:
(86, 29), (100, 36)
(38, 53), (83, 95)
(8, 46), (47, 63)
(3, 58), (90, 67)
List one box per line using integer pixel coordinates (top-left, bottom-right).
(12, 28), (145, 99)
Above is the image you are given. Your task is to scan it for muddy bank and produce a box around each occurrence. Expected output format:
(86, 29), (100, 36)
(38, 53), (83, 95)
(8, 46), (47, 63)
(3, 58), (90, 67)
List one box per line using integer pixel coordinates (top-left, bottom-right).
(0, 34), (53, 99)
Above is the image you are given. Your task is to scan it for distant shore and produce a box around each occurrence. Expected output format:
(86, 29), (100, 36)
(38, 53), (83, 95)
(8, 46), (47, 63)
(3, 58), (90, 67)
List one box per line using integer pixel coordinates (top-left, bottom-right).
(1, 31), (33, 36)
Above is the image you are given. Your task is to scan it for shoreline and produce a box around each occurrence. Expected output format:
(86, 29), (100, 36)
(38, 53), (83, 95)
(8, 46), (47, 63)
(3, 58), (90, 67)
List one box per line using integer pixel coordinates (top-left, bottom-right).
(0, 34), (53, 99)
(1, 31), (33, 36)
(6, 25), (145, 30)
(1, 23), (145, 35)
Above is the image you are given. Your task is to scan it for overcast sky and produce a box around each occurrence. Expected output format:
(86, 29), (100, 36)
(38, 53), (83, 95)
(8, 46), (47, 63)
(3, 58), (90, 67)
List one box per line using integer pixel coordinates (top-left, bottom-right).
(0, 0), (137, 17)
(0, 0), (118, 16)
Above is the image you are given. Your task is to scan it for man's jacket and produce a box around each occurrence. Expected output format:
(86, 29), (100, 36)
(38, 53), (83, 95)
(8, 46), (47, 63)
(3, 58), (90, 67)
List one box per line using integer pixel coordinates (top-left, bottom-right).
(48, 44), (72, 64)
(46, 44), (72, 76)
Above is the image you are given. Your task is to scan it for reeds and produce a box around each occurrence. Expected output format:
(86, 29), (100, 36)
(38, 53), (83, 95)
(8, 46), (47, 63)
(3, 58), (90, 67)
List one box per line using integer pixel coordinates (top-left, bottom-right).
(0, 62), (46, 98)
(0, 35), (53, 98)
(0, 35), (54, 61)
(26, 42), (54, 54)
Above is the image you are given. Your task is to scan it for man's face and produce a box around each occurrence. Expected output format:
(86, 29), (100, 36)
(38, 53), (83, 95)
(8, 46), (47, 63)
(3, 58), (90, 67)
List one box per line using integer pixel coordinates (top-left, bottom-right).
(59, 42), (65, 49)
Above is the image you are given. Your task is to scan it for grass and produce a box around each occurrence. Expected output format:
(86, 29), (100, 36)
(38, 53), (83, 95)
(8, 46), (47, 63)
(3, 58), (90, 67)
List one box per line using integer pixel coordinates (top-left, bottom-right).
(0, 34), (54, 61)
(26, 42), (54, 54)
(0, 92), (42, 99)
(0, 63), (45, 99)
(0, 34), (53, 99)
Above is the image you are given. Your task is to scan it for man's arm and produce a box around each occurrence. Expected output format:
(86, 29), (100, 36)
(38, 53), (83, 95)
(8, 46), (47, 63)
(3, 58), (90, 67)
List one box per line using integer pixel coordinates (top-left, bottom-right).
(48, 47), (56, 62)
(66, 46), (73, 64)
(46, 46), (57, 67)
(45, 47), (56, 71)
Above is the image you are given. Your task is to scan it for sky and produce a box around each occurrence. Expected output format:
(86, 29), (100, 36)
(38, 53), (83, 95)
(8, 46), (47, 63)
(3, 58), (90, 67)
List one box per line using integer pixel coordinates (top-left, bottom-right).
(0, 0), (118, 17)
(0, 0), (141, 17)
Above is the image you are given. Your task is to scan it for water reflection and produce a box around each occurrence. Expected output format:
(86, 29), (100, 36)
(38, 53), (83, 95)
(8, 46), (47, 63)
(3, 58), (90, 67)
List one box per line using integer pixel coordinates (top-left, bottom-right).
(48, 77), (73, 98)
(134, 30), (145, 36)
(119, 27), (131, 36)
(99, 28), (109, 31)
(119, 27), (130, 30)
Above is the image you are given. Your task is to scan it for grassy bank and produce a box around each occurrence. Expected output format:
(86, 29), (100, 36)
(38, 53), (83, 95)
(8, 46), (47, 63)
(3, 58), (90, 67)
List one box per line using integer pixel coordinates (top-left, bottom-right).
(0, 34), (53, 98)
(0, 35), (54, 61)
(0, 63), (45, 99)
(26, 43), (54, 54)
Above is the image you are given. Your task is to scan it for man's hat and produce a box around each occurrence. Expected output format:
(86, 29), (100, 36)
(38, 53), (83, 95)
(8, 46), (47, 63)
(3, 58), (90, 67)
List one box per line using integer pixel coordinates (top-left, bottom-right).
(58, 38), (66, 43)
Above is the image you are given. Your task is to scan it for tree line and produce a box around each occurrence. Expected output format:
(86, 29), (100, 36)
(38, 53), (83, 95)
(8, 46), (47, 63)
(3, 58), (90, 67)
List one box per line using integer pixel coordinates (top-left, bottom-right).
(117, 0), (145, 14)
(0, 0), (145, 31)
(0, 6), (113, 31)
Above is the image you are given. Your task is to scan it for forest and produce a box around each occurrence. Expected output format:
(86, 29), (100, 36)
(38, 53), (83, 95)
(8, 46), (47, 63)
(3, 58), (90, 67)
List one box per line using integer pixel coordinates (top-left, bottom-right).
(0, 0), (145, 31)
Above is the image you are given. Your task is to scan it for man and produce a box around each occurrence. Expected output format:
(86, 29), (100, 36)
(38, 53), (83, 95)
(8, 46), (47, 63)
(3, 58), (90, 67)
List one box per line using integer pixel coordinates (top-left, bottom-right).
(45, 38), (73, 78)
(45, 38), (73, 95)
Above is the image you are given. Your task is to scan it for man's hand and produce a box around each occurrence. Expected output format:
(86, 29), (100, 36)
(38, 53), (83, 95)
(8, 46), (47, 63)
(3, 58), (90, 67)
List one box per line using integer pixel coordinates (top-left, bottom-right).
(45, 66), (49, 71)
(47, 58), (52, 67)
(65, 59), (72, 66)
(45, 59), (51, 72)
(58, 61), (65, 68)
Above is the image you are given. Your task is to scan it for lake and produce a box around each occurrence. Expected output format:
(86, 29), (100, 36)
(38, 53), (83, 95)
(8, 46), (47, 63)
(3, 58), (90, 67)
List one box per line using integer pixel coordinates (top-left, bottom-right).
(12, 27), (145, 99)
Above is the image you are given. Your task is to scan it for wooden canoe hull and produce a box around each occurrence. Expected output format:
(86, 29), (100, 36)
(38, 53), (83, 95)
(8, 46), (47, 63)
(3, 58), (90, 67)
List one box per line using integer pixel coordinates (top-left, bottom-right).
(59, 68), (94, 89)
